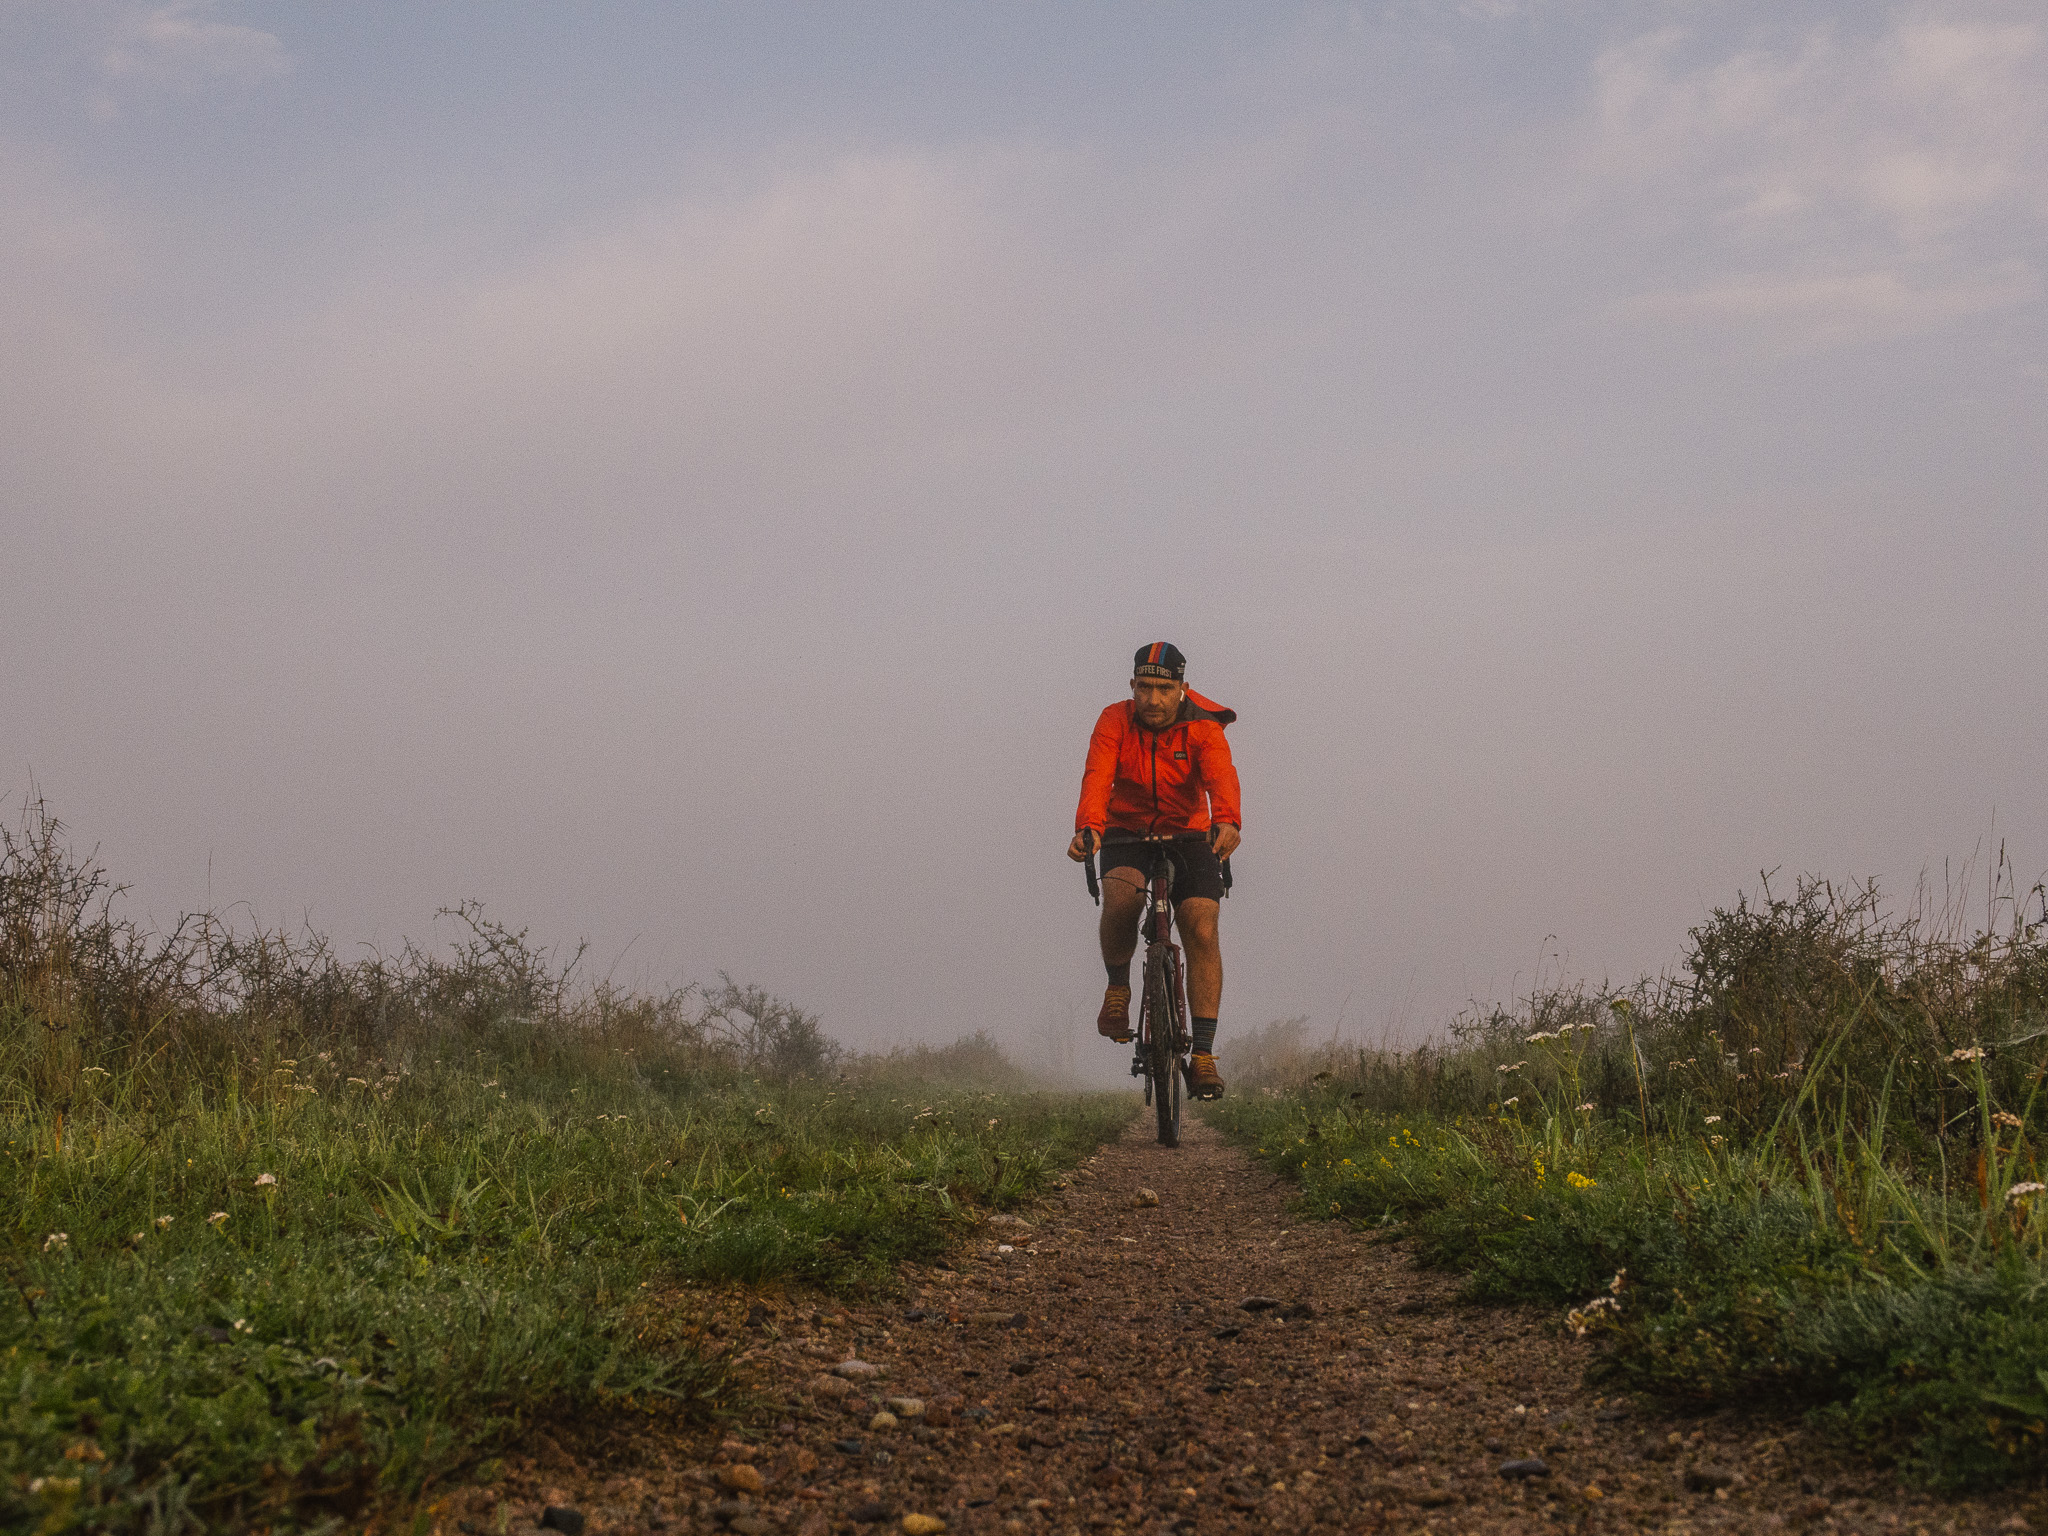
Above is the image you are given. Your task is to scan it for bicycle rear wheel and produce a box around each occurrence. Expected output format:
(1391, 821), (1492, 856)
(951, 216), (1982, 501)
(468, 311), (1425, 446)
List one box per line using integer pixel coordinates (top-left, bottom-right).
(1145, 948), (1181, 1147)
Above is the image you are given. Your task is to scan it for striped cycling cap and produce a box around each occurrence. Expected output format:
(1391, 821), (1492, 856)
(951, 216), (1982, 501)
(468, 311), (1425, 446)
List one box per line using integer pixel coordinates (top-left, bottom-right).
(1133, 641), (1186, 681)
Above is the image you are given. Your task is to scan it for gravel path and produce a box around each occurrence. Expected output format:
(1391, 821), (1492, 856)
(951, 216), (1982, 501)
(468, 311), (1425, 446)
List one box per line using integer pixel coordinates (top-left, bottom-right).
(459, 1113), (2034, 1536)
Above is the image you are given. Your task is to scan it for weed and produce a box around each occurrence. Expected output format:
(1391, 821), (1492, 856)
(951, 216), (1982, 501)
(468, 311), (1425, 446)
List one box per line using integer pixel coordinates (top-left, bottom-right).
(0, 801), (1128, 1530)
(1211, 862), (2048, 1488)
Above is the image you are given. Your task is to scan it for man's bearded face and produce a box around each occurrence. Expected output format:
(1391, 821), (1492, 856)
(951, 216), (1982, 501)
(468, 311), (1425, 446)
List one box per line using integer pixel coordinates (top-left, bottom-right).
(1131, 676), (1185, 730)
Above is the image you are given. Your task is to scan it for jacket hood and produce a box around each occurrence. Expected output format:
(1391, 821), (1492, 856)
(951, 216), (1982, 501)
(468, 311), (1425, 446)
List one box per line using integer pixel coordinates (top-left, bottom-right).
(1181, 688), (1235, 727)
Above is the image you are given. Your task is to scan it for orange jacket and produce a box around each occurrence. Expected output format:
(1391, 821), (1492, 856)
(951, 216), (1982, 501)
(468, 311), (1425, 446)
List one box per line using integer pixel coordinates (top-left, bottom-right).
(1074, 689), (1241, 839)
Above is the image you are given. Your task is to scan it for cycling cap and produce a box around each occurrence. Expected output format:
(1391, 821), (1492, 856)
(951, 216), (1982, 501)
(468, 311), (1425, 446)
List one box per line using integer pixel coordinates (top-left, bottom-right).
(1133, 641), (1187, 681)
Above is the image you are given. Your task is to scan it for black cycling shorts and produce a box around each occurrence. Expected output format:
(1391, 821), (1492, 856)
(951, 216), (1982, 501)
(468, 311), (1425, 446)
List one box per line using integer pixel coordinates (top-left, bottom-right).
(1098, 837), (1229, 903)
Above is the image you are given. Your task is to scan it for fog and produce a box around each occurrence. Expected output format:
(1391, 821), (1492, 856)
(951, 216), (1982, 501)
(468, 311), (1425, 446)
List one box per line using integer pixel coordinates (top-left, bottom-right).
(5, 3), (2045, 1077)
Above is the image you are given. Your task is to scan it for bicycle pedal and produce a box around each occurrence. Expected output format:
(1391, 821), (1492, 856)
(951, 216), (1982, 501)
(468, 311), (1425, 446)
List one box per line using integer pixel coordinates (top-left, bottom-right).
(1129, 1055), (1146, 1078)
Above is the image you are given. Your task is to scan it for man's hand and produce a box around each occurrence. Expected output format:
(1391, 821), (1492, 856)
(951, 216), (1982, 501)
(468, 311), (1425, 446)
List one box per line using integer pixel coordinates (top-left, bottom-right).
(1067, 830), (1098, 863)
(1209, 823), (1241, 861)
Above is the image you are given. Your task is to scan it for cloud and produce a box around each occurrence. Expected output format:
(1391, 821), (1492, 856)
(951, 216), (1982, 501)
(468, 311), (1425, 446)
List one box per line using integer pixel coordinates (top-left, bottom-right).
(1580, 8), (2046, 344)
(1621, 261), (2038, 344)
(99, 1), (291, 91)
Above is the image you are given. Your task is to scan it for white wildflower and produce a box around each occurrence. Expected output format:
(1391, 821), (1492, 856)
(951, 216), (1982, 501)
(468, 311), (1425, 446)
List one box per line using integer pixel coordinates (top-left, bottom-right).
(1502, 1096), (1520, 1107)
(1950, 1046), (1987, 1062)
(1704, 1115), (1722, 1125)
(1576, 1102), (1595, 1113)
(1565, 1295), (1621, 1336)
(254, 1173), (277, 1188)
(1496, 1061), (1527, 1074)
(43, 1232), (68, 1252)
(1991, 1111), (2023, 1130)
(154, 1215), (173, 1230)
(2008, 1182), (2046, 1203)
(208, 1211), (229, 1227)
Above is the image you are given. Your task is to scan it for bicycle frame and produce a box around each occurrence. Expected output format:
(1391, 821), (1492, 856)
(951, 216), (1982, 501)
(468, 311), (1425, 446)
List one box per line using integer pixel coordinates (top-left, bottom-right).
(1085, 832), (1194, 1146)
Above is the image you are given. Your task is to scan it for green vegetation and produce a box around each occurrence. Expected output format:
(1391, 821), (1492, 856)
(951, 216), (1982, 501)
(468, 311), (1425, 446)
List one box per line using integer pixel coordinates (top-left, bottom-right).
(1210, 869), (2048, 1489)
(0, 802), (1129, 1532)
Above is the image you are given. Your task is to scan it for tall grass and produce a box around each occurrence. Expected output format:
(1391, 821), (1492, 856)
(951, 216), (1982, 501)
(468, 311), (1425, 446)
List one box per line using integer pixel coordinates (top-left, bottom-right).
(1211, 862), (2048, 1488)
(0, 801), (1130, 1531)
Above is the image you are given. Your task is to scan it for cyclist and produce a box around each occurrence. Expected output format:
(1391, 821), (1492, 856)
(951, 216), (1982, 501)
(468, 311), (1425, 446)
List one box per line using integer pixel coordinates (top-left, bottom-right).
(1066, 642), (1241, 1101)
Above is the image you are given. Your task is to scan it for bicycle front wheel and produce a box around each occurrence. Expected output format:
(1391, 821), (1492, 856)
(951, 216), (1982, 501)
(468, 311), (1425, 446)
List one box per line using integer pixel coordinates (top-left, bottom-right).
(1146, 949), (1181, 1147)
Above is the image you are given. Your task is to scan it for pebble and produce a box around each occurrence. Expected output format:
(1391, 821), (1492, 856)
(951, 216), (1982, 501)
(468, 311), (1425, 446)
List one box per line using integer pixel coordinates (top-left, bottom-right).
(968, 1310), (1023, 1327)
(539, 1510), (585, 1536)
(1499, 1459), (1550, 1479)
(851, 1501), (890, 1523)
(718, 1463), (765, 1495)
(1133, 1188), (1160, 1208)
(718, 1439), (756, 1460)
(1239, 1296), (1283, 1312)
(709, 1501), (753, 1525)
(833, 1438), (865, 1455)
(729, 1520), (771, 1536)
(1685, 1466), (1737, 1492)
(902, 1516), (947, 1535)
(884, 1396), (926, 1418)
(834, 1359), (882, 1379)
(811, 1374), (855, 1398)
(870, 1411), (900, 1431)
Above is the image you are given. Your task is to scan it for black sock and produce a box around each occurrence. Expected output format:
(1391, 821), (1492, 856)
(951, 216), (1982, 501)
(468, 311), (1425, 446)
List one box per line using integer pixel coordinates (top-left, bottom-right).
(1192, 1017), (1217, 1055)
(1106, 961), (1131, 990)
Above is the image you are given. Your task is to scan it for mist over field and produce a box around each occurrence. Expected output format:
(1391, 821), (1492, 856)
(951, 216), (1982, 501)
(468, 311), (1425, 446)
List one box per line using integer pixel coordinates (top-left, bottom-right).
(4, 2), (2045, 1075)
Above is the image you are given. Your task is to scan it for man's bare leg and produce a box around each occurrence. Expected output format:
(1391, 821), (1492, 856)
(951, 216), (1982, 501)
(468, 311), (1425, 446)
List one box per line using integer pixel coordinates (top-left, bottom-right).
(1094, 867), (1147, 1039)
(1175, 897), (1222, 1018)
(1098, 867), (1148, 972)
(1176, 896), (1226, 1096)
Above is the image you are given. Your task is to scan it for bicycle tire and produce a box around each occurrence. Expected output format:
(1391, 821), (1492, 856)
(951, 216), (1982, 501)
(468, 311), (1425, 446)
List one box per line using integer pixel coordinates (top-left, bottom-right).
(1146, 948), (1179, 1147)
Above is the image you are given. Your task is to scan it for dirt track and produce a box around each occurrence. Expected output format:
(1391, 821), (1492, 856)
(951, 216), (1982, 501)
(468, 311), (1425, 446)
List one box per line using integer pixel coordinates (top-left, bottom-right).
(462, 1113), (2033, 1536)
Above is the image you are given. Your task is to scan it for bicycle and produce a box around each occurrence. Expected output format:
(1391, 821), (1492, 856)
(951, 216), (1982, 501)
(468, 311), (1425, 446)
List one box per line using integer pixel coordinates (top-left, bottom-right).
(1083, 831), (1227, 1147)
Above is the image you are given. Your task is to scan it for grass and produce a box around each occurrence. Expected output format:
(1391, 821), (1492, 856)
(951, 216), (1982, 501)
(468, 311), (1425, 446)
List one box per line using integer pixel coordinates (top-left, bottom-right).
(0, 801), (1131, 1532)
(1209, 864), (2048, 1490)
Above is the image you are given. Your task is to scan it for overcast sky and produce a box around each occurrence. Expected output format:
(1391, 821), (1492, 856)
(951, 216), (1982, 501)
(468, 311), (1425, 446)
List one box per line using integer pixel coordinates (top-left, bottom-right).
(5, 1), (2045, 1071)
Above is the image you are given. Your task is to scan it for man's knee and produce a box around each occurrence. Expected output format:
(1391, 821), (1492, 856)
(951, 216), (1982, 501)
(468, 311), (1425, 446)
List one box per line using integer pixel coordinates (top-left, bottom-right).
(1177, 899), (1220, 949)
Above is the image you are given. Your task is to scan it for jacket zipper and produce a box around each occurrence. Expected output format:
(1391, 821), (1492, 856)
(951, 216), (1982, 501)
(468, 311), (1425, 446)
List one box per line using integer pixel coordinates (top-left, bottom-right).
(1147, 730), (1158, 836)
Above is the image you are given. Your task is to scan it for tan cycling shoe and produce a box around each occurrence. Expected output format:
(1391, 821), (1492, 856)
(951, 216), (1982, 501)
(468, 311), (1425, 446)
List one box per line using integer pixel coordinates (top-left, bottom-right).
(1096, 985), (1134, 1041)
(1188, 1052), (1226, 1100)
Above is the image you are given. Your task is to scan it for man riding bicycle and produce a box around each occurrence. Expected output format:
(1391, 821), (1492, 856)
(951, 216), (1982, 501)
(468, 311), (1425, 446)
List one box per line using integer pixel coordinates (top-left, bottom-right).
(1066, 642), (1241, 1101)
